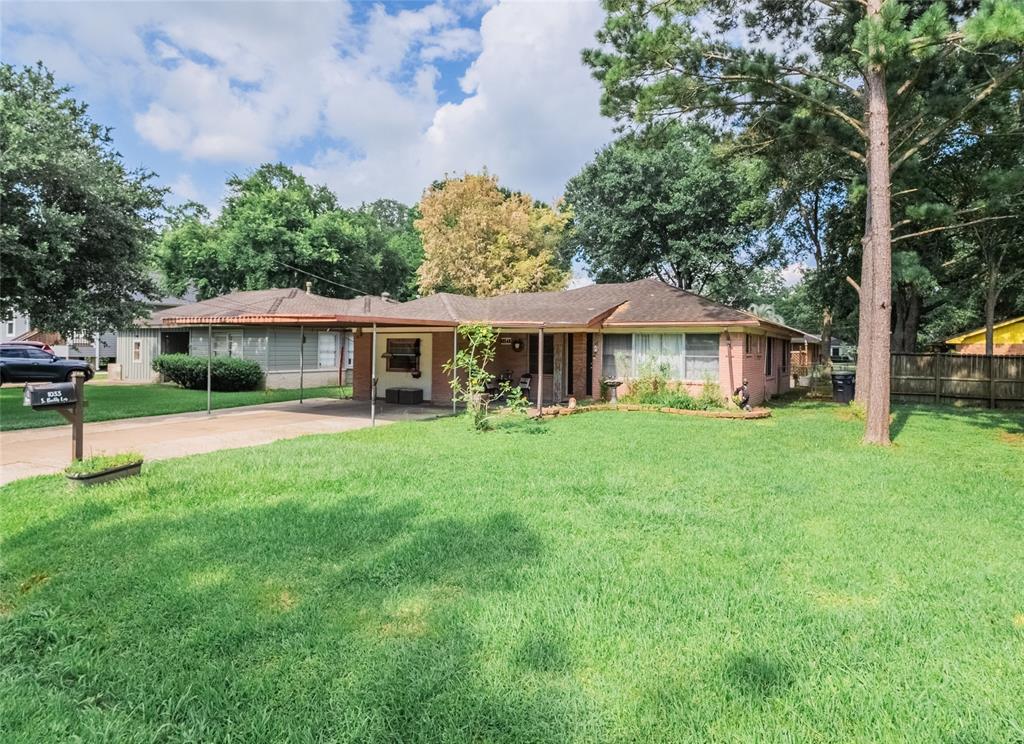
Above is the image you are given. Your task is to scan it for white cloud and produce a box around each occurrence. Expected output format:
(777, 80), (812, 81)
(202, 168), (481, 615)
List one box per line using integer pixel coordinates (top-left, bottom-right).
(4, 0), (613, 206)
(300, 1), (613, 205)
(167, 174), (201, 204)
(780, 261), (807, 287)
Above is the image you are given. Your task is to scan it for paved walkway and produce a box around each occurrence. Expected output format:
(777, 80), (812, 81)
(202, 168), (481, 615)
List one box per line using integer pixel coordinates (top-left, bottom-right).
(0, 398), (449, 485)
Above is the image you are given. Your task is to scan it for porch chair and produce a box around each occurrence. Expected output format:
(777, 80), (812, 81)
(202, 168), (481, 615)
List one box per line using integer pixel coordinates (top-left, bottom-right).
(518, 373), (532, 399)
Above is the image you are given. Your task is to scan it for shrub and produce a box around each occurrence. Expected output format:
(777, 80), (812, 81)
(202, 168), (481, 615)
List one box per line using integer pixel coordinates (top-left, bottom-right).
(152, 354), (263, 392)
(697, 375), (725, 410)
(658, 390), (700, 409)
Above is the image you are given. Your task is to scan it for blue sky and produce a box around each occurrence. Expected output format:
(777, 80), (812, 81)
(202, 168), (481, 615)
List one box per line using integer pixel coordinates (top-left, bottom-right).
(3, 0), (614, 212)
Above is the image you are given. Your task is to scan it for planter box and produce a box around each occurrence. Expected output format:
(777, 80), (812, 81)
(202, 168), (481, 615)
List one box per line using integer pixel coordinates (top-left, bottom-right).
(66, 460), (143, 487)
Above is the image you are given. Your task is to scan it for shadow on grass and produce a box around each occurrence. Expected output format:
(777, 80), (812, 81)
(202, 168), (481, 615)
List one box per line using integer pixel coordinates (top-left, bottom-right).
(724, 651), (793, 699)
(1, 494), (592, 741)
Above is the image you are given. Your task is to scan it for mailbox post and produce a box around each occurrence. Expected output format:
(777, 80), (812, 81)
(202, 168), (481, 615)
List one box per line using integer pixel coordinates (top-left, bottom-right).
(23, 372), (86, 462)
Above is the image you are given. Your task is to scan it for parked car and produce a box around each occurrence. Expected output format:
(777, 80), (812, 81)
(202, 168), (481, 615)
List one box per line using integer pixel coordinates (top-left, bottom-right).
(3, 339), (55, 354)
(0, 344), (94, 384)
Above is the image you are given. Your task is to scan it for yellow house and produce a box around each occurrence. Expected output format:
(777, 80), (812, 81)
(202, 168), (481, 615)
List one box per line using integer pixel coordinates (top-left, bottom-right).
(945, 316), (1024, 355)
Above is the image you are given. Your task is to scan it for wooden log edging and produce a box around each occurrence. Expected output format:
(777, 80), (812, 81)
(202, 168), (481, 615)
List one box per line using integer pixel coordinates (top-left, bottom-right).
(537, 403), (771, 420)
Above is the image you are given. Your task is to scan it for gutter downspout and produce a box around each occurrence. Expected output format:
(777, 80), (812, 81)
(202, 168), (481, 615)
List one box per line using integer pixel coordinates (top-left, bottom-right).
(299, 324), (304, 405)
(536, 326), (544, 415)
(206, 322), (212, 415)
(452, 326), (458, 414)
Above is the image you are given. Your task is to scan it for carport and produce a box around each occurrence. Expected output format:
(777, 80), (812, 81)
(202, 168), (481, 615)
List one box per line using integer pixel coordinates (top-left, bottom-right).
(162, 300), (460, 426)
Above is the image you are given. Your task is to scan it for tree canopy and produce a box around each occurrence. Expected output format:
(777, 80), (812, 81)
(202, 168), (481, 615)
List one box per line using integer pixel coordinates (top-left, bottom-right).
(0, 63), (165, 334)
(159, 165), (420, 300)
(564, 124), (778, 306)
(585, 0), (1024, 444)
(415, 173), (570, 297)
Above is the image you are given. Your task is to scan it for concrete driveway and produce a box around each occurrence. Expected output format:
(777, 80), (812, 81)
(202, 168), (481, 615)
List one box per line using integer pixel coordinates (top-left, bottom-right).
(0, 398), (449, 485)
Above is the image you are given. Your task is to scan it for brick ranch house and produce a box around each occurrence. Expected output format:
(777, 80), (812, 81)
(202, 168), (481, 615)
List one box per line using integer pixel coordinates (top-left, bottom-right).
(136, 278), (797, 407)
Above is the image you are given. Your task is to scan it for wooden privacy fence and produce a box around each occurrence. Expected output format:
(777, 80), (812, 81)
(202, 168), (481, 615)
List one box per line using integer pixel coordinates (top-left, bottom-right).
(891, 353), (1024, 409)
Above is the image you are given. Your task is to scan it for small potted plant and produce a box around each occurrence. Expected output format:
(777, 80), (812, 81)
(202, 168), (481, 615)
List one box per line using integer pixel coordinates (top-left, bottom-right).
(65, 452), (144, 487)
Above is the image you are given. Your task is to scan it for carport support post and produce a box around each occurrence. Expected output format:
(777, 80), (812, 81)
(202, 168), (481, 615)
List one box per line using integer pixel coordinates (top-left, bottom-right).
(536, 327), (544, 415)
(299, 324), (304, 405)
(371, 323), (378, 426)
(206, 322), (212, 415)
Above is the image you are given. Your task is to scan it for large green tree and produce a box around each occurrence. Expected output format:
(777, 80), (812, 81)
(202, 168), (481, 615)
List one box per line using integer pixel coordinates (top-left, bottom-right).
(564, 124), (778, 305)
(0, 63), (165, 334)
(159, 165), (418, 300)
(358, 199), (423, 300)
(586, 0), (1024, 443)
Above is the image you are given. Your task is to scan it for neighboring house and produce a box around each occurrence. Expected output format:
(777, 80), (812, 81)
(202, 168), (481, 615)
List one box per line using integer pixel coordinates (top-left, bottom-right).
(3, 289), (194, 363)
(790, 332), (850, 369)
(944, 316), (1024, 355)
(138, 278), (798, 406)
(1, 313), (32, 343)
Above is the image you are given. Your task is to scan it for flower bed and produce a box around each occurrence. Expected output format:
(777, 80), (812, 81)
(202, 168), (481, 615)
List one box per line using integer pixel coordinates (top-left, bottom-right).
(538, 402), (771, 420)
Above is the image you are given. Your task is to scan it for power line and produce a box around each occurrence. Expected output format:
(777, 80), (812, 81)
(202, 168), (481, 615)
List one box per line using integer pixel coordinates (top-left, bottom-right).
(271, 260), (375, 298)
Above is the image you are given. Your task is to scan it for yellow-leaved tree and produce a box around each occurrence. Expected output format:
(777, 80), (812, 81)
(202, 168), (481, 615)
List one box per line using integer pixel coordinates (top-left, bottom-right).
(415, 172), (570, 296)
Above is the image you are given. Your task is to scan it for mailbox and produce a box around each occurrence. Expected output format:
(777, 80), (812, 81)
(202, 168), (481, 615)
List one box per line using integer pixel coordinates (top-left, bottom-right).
(23, 382), (78, 409)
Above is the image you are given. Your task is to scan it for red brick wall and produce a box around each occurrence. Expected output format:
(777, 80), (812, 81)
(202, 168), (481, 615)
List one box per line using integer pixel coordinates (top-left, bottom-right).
(353, 332), (372, 401)
(571, 332), (589, 398)
(742, 333), (766, 405)
(777, 338), (792, 394)
(492, 334), (530, 380)
(720, 332), (745, 399)
(431, 331), (455, 405)
(762, 336), (789, 399)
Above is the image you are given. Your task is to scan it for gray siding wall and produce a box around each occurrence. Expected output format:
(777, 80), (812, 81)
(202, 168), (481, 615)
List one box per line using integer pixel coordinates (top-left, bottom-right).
(117, 328), (161, 381)
(186, 326), (336, 373)
(267, 328), (326, 372)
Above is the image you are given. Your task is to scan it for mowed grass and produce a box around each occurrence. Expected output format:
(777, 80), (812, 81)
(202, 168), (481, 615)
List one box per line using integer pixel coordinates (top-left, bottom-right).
(0, 383), (350, 431)
(2, 402), (1023, 742)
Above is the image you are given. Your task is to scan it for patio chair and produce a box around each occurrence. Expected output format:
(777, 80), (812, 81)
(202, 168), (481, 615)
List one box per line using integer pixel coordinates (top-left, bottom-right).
(518, 373), (532, 398)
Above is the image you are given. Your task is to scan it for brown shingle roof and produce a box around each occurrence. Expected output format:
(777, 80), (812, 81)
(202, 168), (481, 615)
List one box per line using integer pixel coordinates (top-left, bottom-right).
(149, 288), (430, 327)
(151, 279), (800, 334)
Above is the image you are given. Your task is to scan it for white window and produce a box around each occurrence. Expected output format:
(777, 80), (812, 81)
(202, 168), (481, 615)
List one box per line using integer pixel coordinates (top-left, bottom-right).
(602, 334), (632, 379)
(603, 333), (720, 381)
(633, 333), (686, 378)
(318, 332), (338, 368)
(132, 340), (142, 362)
(684, 334), (720, 379)
(212, 331), (241, 358)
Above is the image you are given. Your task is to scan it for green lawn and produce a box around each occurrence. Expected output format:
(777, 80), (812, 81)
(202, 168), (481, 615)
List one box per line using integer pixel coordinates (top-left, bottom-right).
(0, 383), (350, 431)
(2, 402), (1023, 742)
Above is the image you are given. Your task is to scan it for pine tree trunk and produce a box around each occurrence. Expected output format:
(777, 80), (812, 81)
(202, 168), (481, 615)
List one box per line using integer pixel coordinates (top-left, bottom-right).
(891, 287), (921, 353)
(855, 162), (873, 405)
(904, 291), (921, 353)
(862, 47), (893, 445)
